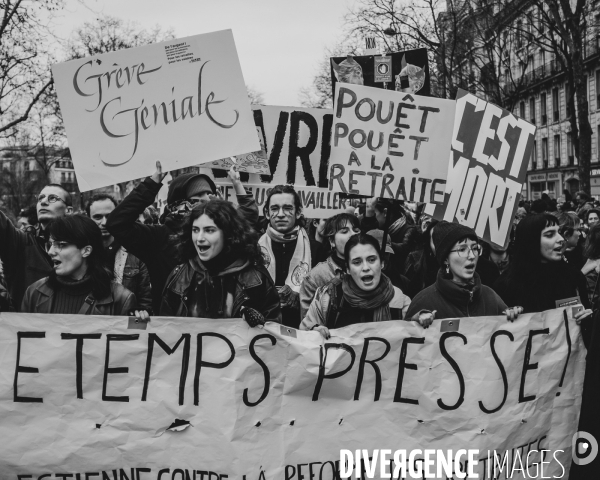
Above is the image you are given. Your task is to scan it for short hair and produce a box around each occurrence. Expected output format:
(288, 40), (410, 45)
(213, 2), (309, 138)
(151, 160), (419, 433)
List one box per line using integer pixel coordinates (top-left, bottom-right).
(85, 194), (118, 216)
(322, 213), (360, 240)
(576, 191), (590, 201)
(344, 233), (382, 265)
(530, 199), (547, 214)
(556, 211), (580, 238)
(372, 198), (407, 223)
(263, 185), (305, 228)
(42, 184), (72, 207)
(585, 224), (600, 260)
(586, 208), (600, 223)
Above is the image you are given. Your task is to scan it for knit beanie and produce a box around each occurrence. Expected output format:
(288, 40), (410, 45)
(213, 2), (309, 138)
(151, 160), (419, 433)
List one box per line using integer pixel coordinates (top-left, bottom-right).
(432, 221), (478, 265)
(185, 176), (214, 198)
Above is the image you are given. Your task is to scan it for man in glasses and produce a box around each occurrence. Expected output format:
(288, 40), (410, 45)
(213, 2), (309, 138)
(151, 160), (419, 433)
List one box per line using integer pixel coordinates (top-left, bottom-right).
(86, 194), (152, 314)
(259, 185), (312, 327)
(106, 161), (257, 313)
(0, 184), (73, 309)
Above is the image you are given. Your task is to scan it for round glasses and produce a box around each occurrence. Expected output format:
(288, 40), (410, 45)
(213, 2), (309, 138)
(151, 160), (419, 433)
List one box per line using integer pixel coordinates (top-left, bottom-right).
(449, 244), (483, 257)
(37, 194), (66, 204)
(45, 240), (71, 252)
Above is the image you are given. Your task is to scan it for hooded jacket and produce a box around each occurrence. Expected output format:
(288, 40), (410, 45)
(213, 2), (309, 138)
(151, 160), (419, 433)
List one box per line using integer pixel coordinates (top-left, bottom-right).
(105, 177), (259, 313)
(160, 256), (281, 323)
(20, 278), (136, 315)
(405, 270), (507, 320)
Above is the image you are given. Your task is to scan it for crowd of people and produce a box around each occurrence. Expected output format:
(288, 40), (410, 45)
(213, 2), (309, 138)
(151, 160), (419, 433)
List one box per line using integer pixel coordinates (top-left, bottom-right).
(0, 164), (598, 461)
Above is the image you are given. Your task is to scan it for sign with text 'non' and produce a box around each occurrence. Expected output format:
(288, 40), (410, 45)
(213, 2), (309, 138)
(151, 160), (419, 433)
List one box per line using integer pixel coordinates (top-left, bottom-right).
(424, 89), (536, 249)
(328, 83), (456, 201)
(52, 30), (258, 191)
(0, 310), (582, 477)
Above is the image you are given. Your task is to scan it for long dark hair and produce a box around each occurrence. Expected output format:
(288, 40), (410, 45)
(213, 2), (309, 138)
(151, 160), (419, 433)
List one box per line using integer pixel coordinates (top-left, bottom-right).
(47, 215), (113, 299)
(179, 199), (264, 266)
(507, 213), (559, 284)
(372, 198), (412, 224)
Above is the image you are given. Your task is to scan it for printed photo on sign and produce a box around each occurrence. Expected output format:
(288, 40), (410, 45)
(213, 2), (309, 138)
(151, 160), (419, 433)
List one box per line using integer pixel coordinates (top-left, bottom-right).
(330, 48), (430, 96)
(328, 83), (456, 200)
(424, 89), (536, 249)
(51, 30), (258, 191)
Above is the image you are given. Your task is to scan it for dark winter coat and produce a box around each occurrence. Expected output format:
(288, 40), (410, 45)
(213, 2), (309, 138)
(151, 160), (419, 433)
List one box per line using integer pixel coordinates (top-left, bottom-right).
(160, 257), (281, 323)
(405, 271), (508, 320)
(20, 278), (136, 315)
(0, 211), (53, 310)
(105, 177), (258, 313)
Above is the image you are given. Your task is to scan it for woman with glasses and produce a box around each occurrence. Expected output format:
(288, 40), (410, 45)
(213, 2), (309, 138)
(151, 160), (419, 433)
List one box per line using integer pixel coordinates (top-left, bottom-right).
(406, 222), (520, 325)
(158, 199), (281, 325)
(21, 215), (137, 315)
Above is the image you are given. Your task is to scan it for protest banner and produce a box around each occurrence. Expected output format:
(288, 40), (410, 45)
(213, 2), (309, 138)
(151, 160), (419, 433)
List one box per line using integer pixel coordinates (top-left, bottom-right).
(216, 182), (353, 218)
(327, 83), (456, 201)
(423, 89), (536, 249)
(331, 48), (430, 96)
(51, 30), (259, 192)
(0, 309), (583, 478)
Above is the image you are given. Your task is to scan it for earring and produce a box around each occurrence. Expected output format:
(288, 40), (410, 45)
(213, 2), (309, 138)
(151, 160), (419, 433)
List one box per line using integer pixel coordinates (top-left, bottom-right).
(445, 263), (450, 275)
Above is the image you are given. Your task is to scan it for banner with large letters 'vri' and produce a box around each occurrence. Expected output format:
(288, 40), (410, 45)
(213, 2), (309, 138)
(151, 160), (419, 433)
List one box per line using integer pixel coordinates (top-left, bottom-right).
(328, 83), (456, 202)
(52, 30), (259, 192)
(0, 309), (583, 478)
(424, 89), (536, 249)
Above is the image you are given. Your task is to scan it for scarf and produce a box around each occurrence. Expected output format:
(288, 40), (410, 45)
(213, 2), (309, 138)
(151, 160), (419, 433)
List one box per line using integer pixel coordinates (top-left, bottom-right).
(388, 216), (406, 235)
(341, 273), (395, 322)
(259, 226), (311, 292)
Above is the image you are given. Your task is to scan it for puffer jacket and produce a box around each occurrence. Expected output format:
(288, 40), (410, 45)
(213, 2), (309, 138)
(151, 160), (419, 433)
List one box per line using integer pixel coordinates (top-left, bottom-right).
(406, 270), (507, 320)
(20, 278), (136, 315)
(160, 257), (281, 323)
(0, 211), (53, 310)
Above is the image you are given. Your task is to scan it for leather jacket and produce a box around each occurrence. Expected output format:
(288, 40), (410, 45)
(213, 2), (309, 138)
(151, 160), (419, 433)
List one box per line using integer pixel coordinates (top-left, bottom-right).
(160, 257), (281, 323)
(21, 278), (137, 315)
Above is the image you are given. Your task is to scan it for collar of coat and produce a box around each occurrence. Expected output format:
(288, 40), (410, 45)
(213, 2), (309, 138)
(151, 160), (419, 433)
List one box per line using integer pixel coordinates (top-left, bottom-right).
(33, 278), (114, 307)
(435, 269), (482, 306)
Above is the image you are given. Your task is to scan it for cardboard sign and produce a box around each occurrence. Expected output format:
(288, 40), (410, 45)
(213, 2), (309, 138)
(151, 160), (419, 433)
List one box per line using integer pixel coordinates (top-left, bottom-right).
(331, 48), (430, 96)
(216, 182), (353, 218)
(364, 37), (378, 55)
(52, 30), (259, 191)
(0, 309), (583, 477)
(424, 89), (536, 249)
(328, 83), (456, 200)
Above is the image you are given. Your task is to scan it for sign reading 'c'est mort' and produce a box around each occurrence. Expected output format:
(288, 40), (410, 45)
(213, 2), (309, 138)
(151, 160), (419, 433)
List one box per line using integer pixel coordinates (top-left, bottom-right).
(52, 30), (259, 192)
(328, 83), (456, 202)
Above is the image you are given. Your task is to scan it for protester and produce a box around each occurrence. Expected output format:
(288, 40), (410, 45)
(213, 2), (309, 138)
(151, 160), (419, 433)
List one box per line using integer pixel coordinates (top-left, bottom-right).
(21, 215), (136, 315)
(86, 194), (153, 313)
(17, 205), (37, 230)
(366, 229), (411, 293)
(307, 218), (330, 267)
(301, 233), (411, 338)
(159, 199), (280, 325)
(361, 197), (420, 273)
(299, 213), (360, 319)
(487, 243), (510, 275)
(586, 208), (600, 228)
(0, 274), (10, 311)
(106, 161), (257, 313)
(530, 199), (548, 214)
(259, 185), (311, 327)
(493, 214), (592, 337)
(405, 222), (518, 325)
(403, 219), (439, 299)
(575, 191), (594, 221)
(0, 184), (73, 309)
(582, 224), (600, 306)
(556, 211), (585, 270)
(514, 206), (527, 224)
(354, 203), (365, 222)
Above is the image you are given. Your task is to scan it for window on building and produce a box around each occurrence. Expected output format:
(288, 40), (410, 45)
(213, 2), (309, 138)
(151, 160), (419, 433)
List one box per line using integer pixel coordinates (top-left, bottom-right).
(567, 132), (574, 165)
(61, 172), (65, 183)
(566, 83), (572, 117)
(552, 88), (559, 122)
(516, 20), (523, 48)
(520, 101), (525, 118)
(539, 7), (545, 33)
(584, 75), (588, 101)
(598, 125), (600, 163)
(520, 61), (526, 77)
(530, 97), (536, 123)
(541, 92), (547, 125)
(542, 137), (548, 169)
(532, 140), (538, 170)
(540, 50), (546, 74)
(554, 134), (561, 165)
(596, 70), (600, 110)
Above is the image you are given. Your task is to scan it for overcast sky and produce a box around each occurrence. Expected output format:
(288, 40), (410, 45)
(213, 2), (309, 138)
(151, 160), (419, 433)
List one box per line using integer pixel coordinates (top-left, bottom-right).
(50, 0), (356, 106)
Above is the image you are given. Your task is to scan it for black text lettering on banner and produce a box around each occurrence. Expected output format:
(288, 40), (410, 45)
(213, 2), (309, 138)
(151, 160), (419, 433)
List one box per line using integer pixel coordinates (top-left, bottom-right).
(328, 83), (456, 201)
